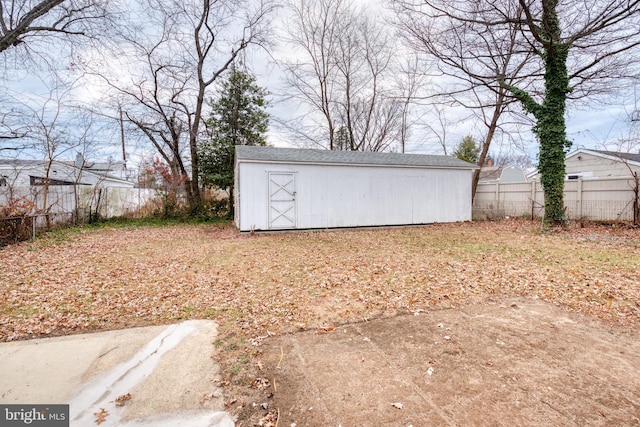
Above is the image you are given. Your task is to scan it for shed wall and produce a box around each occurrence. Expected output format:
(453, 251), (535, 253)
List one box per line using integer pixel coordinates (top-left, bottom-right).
(236, 162), (473, 231)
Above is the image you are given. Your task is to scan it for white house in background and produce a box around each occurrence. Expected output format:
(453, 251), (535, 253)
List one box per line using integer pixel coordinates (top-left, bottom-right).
(527, 149), (640, 180)
(478, 165), (527, 183)
(234, 145), (478, 232)
(0, 158), (134, 188)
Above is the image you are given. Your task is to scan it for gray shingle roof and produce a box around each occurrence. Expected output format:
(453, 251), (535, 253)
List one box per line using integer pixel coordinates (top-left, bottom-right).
(591, 150), (640, 163)
(235, 145), (478, 169)
(478, 166), (504, 182)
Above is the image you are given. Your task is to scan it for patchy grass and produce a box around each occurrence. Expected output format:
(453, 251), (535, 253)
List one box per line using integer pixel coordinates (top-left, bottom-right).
(1, 220), (638, 343)
(26, 217), (232, 249)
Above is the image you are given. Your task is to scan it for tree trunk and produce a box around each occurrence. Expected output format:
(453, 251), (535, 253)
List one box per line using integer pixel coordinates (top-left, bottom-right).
(472, 94), (504, 201)
(228, 185), (235, 220)
(188, 140), (202, 212)
(189, 84), (205, 212)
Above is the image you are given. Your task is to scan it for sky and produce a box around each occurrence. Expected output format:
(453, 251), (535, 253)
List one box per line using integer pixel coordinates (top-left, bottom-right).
(260, 61), (638, 160)
(2, 0), (639, 169)
(250, 1), (640, 163)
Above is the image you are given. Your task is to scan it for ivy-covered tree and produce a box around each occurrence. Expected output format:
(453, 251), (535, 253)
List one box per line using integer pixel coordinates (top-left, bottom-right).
(199, 64), (269, 216)
(453, 135), (480, 164)
(392, 0), (640, 225)
(501, 0), (571, 224)
(502, 0), (640, 224)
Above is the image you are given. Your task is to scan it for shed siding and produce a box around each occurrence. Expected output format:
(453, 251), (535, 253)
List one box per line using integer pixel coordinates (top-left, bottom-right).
(236, 162), (473, 231)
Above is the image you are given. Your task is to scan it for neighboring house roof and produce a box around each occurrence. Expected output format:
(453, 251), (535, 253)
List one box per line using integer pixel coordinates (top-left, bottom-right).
(65, 160), (126, 172)
(479, 165), (527, 183)
(235, 145), (478, 169)
(479, 166), (502, 182)
(0, 159), (134, 187)
(527, 148), (640, 179)
(575, 149), (640, 165)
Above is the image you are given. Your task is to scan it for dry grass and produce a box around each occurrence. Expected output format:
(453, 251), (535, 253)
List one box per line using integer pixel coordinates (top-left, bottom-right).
(1, 220), (639, 344)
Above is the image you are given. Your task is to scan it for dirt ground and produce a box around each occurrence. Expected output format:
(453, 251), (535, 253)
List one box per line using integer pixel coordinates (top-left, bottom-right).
(243, 297), (640, 426)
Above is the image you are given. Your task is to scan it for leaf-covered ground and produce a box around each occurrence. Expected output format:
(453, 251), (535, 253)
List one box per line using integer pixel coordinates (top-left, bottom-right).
(1, 220), (638, 344)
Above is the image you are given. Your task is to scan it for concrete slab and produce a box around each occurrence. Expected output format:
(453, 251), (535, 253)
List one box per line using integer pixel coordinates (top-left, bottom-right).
(0, 320), (234, 426)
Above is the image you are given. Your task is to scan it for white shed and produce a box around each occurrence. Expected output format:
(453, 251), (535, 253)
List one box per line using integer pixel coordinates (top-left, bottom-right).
(234, 146), (478, 231)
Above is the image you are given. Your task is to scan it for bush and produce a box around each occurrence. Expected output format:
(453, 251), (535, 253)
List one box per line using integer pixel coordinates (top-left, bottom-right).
(0, 216), (33, 247)
(0, 197), (37, 247)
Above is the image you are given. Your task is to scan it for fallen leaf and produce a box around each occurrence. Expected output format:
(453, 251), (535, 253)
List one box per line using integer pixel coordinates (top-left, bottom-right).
(1, 222), (638, 344)
(258, 409), (278, 426)
(94, 408), (109, 425)
(250, 377), (270, 390)
(114, 393), (132, 407)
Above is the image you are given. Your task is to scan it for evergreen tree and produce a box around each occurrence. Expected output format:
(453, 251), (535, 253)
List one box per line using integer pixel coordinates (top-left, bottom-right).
(335, 126), (350, 150)
(199, 64), (269, 216)
(453, 135), (480, 164)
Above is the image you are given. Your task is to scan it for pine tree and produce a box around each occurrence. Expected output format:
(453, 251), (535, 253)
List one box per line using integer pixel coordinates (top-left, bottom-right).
(453, 135), (480, 164)
(198, 64), (269, 216)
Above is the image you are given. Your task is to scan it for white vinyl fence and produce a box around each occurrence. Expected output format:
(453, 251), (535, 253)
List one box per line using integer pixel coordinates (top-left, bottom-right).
(1, 185), (159, 245)
(473, 177), (639, 222)
(0, 185), (158, 220)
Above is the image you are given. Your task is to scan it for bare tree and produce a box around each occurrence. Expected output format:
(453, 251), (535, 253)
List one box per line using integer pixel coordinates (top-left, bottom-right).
(491, 152), (534, 169)
(392, 0), (640, 221)
(89, 0), (275, 211)
(412, 102), (465, 155)
(10, 76), (101, 226)
(391, 0), (538, 198)
(393, 55), (424, 153)
(278, 0), (342, 149)
(600, 110), (640, 225)
(0, 104), (29, 145)
(280, 0), (404, 152)
(1, 0), (112, 160)
(0, 0), (109, 53)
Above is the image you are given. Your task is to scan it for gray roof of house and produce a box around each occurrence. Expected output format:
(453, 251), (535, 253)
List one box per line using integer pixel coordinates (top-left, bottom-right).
(478, 166), (504, 182)
(591, 150), (640, 163)
(0, 159), (131, 184)
(235, 145), (478, 169)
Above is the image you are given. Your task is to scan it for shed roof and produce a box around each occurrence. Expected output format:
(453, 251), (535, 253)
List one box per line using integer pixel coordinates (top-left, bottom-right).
(235, 145), (478, 169)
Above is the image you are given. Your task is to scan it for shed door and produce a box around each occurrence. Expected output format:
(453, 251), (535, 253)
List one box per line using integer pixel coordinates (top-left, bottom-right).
(268, 172), (296, 229)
